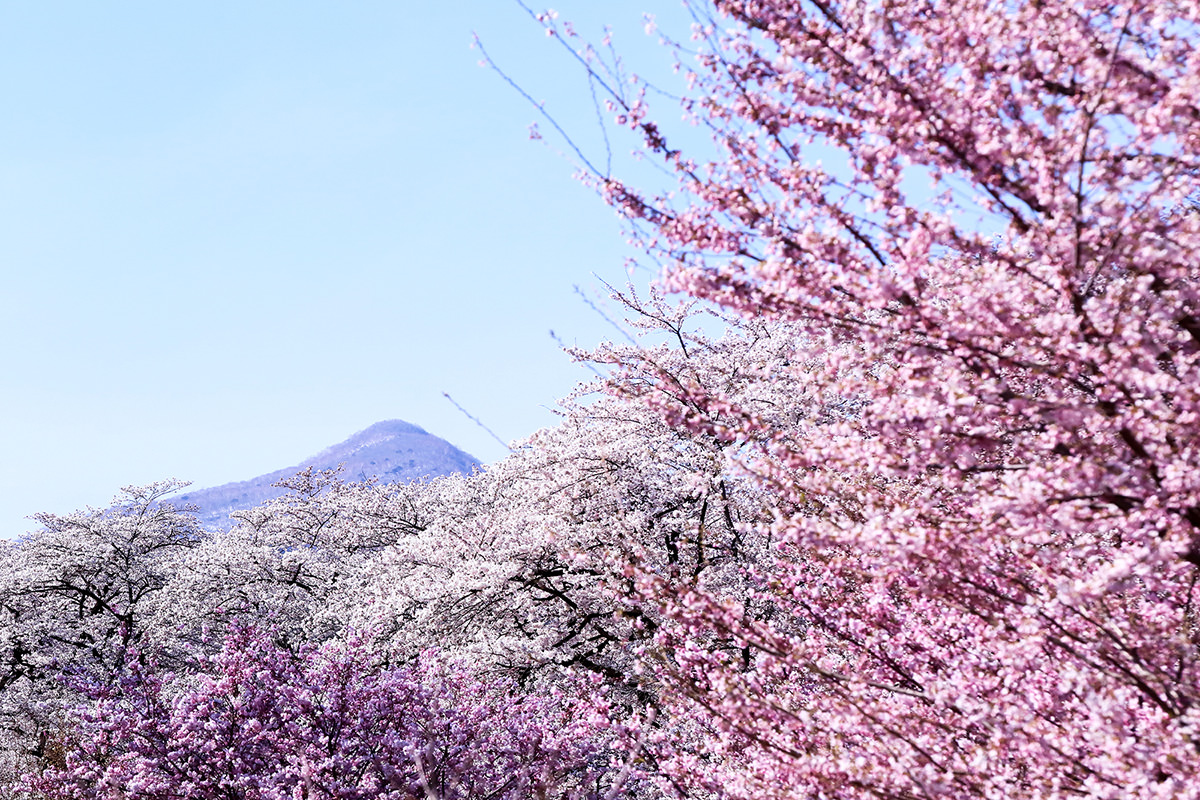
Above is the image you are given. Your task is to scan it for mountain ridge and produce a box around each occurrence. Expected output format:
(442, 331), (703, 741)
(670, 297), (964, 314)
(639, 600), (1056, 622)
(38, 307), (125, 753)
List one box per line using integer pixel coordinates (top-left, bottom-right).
(173, 420), (480, 528)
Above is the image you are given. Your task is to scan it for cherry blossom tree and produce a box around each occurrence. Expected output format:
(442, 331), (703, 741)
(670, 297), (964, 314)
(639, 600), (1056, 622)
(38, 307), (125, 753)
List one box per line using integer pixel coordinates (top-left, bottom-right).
(30, 626), (633, 800)
(520, 0), (1200, 797)
(0, 481), (203, 785)
(3, 348), (784, 794)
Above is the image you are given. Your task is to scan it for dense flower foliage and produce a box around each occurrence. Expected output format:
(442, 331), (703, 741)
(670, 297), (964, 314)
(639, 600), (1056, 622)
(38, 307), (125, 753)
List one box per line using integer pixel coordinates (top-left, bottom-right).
(1, 317), (779, 797)
(552, 1), (1200, 798)
(3, 1), (1198, 798)
(31, 628), (620, 800)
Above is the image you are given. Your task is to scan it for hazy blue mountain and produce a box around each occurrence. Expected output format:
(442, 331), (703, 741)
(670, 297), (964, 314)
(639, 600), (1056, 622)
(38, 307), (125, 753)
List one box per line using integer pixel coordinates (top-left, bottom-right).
(173, 420), (480, 528)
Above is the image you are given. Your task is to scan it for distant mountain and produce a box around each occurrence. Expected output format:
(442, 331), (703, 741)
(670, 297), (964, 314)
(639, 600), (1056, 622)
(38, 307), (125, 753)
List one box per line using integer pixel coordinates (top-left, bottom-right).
(173, 420), (480, 528)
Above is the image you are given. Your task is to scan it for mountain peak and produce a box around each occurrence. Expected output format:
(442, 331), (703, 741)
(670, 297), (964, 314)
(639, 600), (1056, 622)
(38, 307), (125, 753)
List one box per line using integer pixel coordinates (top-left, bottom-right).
(311, 419), (429, 458)
(174, 420), (479, 528)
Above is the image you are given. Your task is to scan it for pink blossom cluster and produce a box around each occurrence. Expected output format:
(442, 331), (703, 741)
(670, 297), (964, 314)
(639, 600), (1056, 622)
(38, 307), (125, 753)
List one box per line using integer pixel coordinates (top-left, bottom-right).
(32, 627), (620, 800)
(570, 1), (1200, 798)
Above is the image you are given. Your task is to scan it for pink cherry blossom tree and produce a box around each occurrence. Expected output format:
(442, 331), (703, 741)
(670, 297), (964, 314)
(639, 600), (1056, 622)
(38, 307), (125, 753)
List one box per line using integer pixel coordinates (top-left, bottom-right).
(523, 0), (1200, 797)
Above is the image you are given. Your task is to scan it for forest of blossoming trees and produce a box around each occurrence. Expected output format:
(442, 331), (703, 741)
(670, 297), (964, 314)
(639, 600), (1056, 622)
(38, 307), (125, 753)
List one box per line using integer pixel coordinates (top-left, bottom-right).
(3, 0), (1199, 797)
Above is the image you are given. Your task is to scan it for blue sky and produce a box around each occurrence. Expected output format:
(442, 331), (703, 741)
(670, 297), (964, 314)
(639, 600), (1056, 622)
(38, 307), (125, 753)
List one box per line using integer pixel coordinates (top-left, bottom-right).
(0, 1), (697, 535)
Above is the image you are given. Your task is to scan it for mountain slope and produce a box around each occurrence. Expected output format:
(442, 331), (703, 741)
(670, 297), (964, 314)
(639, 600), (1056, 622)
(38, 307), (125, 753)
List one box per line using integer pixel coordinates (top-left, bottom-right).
(174, 420), (480, 527)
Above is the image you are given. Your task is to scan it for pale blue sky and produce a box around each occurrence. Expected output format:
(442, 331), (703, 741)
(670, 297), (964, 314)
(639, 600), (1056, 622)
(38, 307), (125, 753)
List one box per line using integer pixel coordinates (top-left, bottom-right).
(0, 1), (697, 535)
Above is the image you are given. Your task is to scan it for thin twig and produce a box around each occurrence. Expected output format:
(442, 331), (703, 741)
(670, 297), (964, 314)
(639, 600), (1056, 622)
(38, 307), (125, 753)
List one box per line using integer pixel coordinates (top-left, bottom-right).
(443, 392), (513, 453)
(473, 32), (605, 178)
(575, 284), (641, 347)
